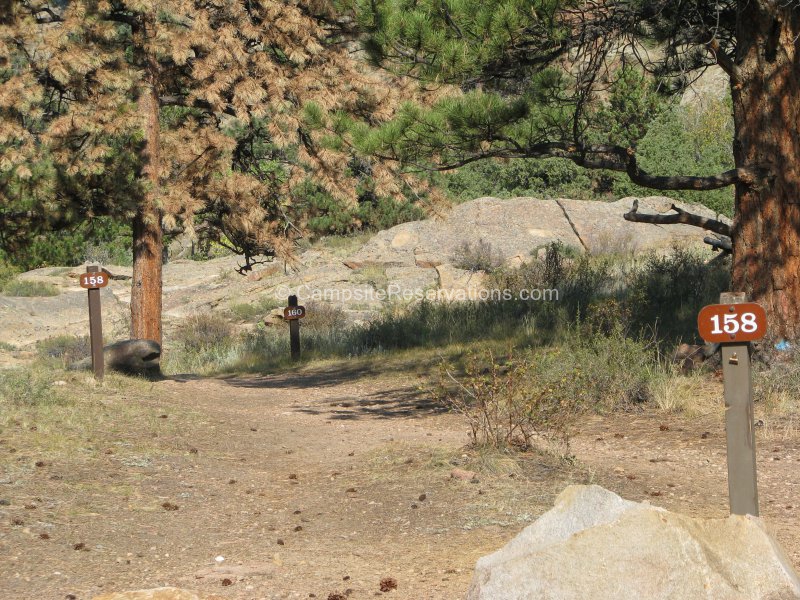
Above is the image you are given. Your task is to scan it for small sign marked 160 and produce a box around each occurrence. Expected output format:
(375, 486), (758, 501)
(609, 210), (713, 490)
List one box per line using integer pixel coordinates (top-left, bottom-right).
(697, 302), (767, 343)
(283, 306), (306, 321)
(79, 272), (110, 289)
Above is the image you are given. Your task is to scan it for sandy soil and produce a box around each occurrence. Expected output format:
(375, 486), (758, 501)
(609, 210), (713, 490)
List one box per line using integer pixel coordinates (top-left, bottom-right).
(1, 366), (798, 600)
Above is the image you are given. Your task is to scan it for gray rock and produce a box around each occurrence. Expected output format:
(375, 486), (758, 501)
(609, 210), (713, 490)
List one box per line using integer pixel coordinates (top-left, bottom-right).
(467, 485), (800, 600)
(71, 339), (161, 375)
(349, 196), (728, 271)
(560, 196), (729, 254)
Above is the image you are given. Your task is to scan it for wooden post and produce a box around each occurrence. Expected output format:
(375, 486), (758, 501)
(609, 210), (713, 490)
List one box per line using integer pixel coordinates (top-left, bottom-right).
(87, 265), (105, 381)
(720, 291), (758, 516)
(288, 294), (300, 361)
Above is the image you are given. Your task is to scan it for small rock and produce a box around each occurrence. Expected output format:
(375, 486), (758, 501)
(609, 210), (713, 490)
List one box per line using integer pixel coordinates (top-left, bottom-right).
(450, 468), (477, 481)
(379, 577), (398, 592)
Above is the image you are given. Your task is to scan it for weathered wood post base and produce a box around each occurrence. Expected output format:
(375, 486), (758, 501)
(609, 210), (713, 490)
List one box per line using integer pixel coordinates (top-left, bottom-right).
(87, 265), (105, 381)
(719, 292), (758, 516)
(288, 295), (300, 362)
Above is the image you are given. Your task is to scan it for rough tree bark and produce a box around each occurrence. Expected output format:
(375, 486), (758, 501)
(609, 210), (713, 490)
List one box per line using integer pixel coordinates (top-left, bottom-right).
(730, 3), (800, 340)
(130, 20), (163, 346)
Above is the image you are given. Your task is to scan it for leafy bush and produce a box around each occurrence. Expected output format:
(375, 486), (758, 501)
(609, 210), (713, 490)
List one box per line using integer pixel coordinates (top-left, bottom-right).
(302, 301), (349, 332)
(437, 349), (573, 451)
(0, 261), (20, 292)
(1, 278), (60, 297)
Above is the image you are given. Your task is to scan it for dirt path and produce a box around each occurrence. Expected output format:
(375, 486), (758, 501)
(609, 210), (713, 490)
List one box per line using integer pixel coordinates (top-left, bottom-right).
(1, 369), (799, 600)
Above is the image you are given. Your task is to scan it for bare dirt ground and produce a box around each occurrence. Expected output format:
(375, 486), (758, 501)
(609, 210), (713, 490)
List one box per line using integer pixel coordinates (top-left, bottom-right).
(1, 365), (799, 600)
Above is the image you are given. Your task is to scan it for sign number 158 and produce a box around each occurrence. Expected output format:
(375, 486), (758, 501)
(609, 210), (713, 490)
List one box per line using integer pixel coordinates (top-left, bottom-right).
(708, 312), (759, 335)
(697, 302), (766, 343)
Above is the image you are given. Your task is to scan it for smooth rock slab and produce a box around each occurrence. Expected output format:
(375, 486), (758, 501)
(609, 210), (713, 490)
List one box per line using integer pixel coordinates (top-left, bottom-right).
(92, 588), (227, 600)
(467, 485), (800, 600)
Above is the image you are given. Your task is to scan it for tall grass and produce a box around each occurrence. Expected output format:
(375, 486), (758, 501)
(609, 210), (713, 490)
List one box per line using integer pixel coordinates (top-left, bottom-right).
(1, 278), (60, 297)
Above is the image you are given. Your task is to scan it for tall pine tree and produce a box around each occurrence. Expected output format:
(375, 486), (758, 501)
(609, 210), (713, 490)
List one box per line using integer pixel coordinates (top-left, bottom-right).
(0, 0), (424, 344)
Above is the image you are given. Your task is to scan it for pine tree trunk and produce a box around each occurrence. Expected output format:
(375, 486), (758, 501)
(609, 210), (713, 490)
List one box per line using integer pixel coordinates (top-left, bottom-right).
(130, 23), (163, 345)
(731, 4), (800, 340)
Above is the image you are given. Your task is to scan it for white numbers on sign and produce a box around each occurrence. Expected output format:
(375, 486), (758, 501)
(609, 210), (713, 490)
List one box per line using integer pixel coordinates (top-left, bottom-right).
(709, 312), (758, 335)
(740, 312), (758, 333)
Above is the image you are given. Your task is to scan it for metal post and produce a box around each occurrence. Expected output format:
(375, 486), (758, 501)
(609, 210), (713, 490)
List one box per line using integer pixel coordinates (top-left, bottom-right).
(87, 265), (105, 381)
(288, 294), (300, 361)
(720, 291), (758, 516)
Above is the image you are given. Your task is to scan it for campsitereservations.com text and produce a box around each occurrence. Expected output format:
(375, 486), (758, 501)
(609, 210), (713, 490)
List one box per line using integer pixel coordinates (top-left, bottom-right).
(275, 285), (560, 303)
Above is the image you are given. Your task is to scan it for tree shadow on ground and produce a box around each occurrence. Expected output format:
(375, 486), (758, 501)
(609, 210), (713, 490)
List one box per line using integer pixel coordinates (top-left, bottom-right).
(295, 386), (447, 420)
(220, 361), (448, 420)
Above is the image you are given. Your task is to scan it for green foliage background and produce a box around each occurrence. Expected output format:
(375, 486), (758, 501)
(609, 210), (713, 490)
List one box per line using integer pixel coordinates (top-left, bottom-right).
(442, 96), (734, 216)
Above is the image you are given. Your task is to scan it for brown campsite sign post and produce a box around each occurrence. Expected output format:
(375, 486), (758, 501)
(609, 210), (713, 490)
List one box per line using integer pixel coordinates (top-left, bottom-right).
(284, 295), (306, 361)
(80, 265), (108, 380)
(698, 292), (767, 516)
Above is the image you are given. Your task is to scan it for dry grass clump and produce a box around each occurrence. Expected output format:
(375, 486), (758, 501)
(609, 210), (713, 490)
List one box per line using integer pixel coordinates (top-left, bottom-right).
(1, 278), (60, 297)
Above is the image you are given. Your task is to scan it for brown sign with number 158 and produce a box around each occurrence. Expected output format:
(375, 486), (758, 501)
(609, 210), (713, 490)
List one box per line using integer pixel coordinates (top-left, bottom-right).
(79, 272), (110, 289)
(698, 302), (767, 343)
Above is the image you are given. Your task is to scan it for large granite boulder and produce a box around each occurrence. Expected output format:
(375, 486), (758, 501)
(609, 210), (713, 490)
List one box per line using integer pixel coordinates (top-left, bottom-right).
(348, 196), (729, 269)
(467, 485), (800, 600)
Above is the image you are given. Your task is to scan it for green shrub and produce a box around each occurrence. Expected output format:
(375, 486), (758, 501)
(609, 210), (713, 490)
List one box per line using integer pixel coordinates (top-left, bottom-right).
(3, 217), (133, 270)
(0, 261), (19, 288)
(173, 313), (236, 354)
(228, 296), (283, 322)
(625, 249), (730, 343)
(302, 301), (349, 332)
(0, 368), (63, 407)
(289, 180), (425, 237)
(442, 157), (595, 201)
(437, 328), (660, 452)
(2, 278), (60, 297)
(441, 96), (734, 217)
(162, 313), (240, 374)
(37, 335), (91, 366)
